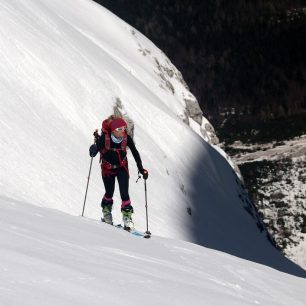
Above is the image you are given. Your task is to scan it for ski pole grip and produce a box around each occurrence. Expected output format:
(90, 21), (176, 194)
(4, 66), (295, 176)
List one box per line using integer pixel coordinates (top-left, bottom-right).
(143, 170), (148, 180)
(93, 129), (99, 142)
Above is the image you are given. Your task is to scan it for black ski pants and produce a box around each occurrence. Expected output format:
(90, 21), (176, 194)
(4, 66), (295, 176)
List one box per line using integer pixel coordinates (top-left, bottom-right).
(102, 167), (130, 205)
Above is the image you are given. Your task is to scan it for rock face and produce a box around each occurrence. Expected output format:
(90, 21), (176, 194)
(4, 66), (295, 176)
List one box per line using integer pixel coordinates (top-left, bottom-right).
(150, 47), (220, 146)
(228, 135), (306, 269)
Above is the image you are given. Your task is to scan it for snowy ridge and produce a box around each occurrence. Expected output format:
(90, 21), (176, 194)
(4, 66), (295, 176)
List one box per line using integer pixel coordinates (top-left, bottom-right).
(1, 196), (306, 306)
(0, 0), (306, 301)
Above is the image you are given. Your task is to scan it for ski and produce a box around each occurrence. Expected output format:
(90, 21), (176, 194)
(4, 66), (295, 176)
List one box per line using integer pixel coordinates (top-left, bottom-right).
(101, 218), (150, 238)
(114, 224), (145, 237)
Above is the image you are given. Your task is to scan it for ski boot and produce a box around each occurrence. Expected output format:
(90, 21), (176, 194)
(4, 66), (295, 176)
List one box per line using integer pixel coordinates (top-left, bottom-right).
(101, 202), (113, 225)
(121, 205), (134, 231)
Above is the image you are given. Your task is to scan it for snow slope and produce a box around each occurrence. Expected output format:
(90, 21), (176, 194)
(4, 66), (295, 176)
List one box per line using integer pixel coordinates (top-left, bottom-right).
(1, 196), (306, 306)
(0, 0), (305, 283)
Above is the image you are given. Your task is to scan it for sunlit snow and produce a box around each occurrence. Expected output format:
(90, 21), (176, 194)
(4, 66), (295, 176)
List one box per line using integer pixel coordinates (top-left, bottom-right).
(0, 0), (305, 304)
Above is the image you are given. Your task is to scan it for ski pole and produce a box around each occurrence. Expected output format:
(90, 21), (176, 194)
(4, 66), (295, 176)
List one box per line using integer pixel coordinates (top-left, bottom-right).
(144, 178), (151, 238)
(82, 156), (94, 217)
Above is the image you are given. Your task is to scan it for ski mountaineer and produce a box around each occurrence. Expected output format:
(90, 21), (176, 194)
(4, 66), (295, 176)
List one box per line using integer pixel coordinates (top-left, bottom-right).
(89, 117), (148, 231)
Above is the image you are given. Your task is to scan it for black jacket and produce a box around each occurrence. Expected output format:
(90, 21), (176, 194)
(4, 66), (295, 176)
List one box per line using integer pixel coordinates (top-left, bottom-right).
(90, 134), (143, 172)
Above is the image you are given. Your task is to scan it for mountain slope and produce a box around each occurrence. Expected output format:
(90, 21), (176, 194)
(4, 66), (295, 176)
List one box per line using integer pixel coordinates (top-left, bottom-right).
(0, 0), (305, 278)
(230, 136), (306, 269)
(1, 196), (306, 306)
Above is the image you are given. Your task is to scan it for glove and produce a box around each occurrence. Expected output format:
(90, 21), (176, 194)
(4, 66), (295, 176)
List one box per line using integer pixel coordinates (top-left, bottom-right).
(141, 168), (148, 180)
(89, 144), (98, 157)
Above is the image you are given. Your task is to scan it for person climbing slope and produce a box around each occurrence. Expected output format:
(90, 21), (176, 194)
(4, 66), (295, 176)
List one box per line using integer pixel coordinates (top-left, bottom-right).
(89, 116), (148, 230)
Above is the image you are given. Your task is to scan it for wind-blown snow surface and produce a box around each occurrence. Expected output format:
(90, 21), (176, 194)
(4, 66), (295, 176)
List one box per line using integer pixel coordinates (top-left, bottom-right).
(0, 0), (305, 291)
(1, 196), (306, 306)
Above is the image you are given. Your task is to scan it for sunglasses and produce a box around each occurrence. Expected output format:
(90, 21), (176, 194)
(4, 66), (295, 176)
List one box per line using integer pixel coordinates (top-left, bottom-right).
(115, 127), (126, 132)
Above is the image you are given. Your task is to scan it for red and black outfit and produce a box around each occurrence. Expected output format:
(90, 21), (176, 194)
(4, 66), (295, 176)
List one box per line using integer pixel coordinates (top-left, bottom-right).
(90, 133), (144, 212)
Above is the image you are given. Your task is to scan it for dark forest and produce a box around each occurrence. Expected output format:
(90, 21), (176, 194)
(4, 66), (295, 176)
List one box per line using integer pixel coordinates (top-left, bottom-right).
(94, 0), (306, 141)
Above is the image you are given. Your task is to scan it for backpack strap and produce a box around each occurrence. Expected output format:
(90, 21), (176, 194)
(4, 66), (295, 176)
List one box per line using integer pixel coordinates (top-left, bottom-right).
(100, 134), (129, 176)
(104, 134), (111, 151)
(121, 135), (127, 151)
(100, 134), (110, 163)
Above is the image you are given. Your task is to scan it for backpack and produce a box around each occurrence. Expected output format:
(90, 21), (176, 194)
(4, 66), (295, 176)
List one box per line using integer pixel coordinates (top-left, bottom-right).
(99, 116), (128, 167)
